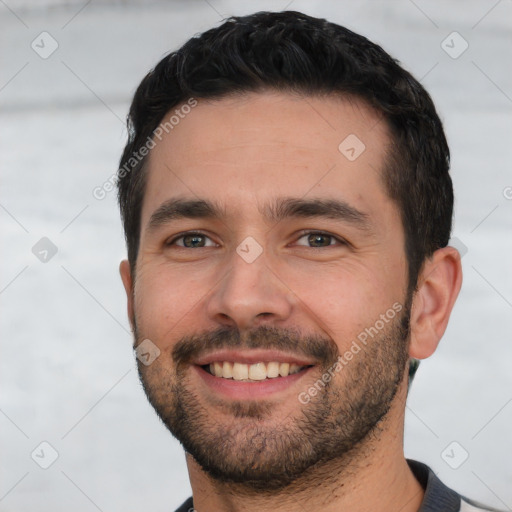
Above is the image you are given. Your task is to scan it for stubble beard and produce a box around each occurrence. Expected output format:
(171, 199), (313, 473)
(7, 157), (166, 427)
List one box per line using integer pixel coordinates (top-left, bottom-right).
(134, 303), (411, 492)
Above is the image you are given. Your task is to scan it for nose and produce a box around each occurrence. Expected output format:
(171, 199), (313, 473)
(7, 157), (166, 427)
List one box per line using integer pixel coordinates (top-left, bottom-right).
(205, 244), (295, 331)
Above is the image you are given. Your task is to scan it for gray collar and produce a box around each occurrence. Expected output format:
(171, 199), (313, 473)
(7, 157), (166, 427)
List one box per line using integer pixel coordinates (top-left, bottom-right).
(408, 459), (461, 512)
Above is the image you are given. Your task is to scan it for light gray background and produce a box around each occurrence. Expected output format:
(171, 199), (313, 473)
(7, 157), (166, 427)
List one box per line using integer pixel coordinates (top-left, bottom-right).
(1, 0), (511, 510)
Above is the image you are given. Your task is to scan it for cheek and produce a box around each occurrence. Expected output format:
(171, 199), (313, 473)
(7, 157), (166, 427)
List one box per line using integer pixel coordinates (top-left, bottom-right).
(133, 263), (213, 348)
(275, 259), (401, 342)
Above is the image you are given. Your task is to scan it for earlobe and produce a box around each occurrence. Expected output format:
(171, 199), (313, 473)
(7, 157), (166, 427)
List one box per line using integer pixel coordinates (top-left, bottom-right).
(119, 260), (135, 331)
(409, 247), (463, 359)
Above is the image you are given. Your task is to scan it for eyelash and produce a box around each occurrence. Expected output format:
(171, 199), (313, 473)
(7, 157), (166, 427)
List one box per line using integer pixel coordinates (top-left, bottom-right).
(165, 230), (348, 249)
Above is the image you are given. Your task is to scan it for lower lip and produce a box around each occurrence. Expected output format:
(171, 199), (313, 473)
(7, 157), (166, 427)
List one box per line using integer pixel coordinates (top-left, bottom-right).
(193, 365), (314, 400)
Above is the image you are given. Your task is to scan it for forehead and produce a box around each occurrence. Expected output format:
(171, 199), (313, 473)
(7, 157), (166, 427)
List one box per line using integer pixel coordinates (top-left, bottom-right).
(141, 91), (396, 229)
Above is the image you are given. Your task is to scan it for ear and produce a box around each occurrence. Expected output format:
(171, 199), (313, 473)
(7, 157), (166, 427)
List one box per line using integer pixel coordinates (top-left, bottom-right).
(408, 246), (463, 359)
(119, 259), (135, 331)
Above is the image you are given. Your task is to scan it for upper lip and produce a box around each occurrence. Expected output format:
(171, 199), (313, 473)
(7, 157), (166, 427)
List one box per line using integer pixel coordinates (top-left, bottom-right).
(192, 349), (317, 367)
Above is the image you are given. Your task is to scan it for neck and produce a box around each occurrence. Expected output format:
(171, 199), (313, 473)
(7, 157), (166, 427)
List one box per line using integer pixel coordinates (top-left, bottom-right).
(185, 380), (424, 512)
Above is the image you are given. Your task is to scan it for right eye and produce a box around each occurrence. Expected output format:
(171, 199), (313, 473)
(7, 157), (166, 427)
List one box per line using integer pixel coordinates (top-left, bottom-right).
(165, 232), (217, 249)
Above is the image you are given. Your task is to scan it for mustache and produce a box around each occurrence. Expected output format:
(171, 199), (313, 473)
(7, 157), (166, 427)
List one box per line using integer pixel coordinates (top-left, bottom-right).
(171, 324), (339, 367)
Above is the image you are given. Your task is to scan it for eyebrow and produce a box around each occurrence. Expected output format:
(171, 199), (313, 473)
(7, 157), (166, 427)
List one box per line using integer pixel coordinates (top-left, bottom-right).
(147, 196), (373, 233)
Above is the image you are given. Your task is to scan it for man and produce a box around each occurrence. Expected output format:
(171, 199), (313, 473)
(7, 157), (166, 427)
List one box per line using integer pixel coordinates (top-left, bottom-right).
(116, 11), (498, 512)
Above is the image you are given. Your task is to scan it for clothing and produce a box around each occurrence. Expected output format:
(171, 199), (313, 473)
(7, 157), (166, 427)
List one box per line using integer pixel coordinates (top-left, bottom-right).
(173, 459), (502, 512)
(407, 460), (502, 512)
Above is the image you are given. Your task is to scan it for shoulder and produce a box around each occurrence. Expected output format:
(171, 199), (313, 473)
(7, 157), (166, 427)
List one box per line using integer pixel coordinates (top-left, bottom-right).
(407, 459), (505, 512)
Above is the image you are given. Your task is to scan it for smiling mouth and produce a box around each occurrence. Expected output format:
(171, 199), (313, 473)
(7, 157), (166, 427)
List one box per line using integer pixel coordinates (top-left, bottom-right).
(201, 361), (314, 381)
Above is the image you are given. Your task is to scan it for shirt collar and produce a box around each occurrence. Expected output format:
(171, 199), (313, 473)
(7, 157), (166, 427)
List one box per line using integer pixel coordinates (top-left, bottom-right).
(407, 459), (461, 512)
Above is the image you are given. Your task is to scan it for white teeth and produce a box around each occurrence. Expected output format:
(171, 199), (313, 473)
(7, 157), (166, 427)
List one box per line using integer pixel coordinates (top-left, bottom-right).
(232, 362), (249, 380)
(266, 361), (280, 378)
(206, 361), (310, 380)
(222, 361), (233, 379)
(214, 361), (223, 377)
(248, 362), (267, 380)
(279, 362), (290, 377)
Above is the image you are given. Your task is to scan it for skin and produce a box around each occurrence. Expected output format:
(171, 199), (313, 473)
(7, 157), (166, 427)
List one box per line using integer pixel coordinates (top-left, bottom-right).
(120, 91), (463, 512)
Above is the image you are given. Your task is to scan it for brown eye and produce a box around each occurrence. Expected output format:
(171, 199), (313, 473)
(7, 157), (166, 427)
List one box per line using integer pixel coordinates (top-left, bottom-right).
(167, 232), (216, 248)
(295, 231), (345, 248)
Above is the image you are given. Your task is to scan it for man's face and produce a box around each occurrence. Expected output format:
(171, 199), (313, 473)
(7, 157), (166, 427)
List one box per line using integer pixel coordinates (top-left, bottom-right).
(123, 92), (412, 489)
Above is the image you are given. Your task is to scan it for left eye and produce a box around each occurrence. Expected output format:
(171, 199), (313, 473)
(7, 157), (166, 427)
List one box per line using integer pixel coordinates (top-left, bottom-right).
(294, 232), (345, 248)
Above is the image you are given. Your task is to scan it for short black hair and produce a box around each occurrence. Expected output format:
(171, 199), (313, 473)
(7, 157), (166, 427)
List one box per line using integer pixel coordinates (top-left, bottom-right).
(117, 10), (452, 294)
